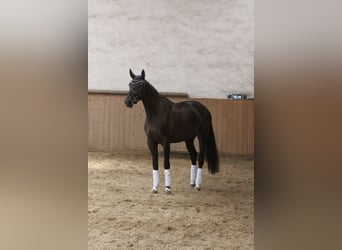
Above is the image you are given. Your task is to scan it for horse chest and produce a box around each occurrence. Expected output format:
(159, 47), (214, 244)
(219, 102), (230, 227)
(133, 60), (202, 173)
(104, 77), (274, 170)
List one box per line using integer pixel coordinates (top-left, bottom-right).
(144, 118), (167, 142)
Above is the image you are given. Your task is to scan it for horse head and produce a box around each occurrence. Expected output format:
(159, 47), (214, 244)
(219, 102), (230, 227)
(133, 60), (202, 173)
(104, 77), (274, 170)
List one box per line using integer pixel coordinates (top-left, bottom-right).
(125, 69), (146, 108)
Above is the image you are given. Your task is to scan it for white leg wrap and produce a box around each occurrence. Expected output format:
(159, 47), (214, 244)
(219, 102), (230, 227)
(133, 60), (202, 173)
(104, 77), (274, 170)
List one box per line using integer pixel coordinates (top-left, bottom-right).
(195, 168), (203, 187)
(164, 169), (171, 187)
(152, 170), (159, 190)
(190, 165), (197, 185)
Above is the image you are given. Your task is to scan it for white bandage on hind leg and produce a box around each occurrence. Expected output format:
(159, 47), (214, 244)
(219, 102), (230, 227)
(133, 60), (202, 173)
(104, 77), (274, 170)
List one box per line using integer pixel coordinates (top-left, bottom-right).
(164, 169), (171, 187)
(190, 165), (197, 185)
(195, 168), (203, 187)
(152, 170), (159, 189)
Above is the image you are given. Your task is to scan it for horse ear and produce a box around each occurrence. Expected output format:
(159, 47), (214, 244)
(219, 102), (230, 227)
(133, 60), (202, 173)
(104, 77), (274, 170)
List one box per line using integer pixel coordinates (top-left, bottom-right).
(129, 69), (136, 79)
(141, 69), (145, 79)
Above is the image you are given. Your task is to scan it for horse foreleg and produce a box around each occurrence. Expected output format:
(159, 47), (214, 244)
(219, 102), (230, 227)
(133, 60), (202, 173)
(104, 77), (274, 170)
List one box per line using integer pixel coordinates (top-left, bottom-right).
(148, 139), (159, 193)
(163, 142), (171, 194)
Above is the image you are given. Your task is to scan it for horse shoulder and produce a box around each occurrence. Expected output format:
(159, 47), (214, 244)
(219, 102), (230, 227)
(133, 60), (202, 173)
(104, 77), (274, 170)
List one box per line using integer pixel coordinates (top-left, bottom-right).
(144, 102), (172, 141)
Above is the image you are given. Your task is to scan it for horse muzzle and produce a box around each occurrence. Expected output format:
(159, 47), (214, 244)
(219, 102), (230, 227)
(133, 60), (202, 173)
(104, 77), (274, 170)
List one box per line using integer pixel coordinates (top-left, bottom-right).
(125, 95), (134, 108)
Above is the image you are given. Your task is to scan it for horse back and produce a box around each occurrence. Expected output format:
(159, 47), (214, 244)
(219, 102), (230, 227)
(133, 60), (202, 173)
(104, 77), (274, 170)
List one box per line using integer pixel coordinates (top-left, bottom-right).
(173, 101), (211, 121)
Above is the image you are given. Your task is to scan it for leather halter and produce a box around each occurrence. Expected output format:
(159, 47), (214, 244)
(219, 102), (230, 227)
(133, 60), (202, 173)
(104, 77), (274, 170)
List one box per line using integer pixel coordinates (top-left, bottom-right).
(128, 79), (146, 103)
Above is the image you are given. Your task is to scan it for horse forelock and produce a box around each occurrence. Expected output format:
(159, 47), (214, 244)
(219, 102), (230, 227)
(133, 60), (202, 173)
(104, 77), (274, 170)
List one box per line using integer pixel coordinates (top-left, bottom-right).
(131, 78), (144, 84)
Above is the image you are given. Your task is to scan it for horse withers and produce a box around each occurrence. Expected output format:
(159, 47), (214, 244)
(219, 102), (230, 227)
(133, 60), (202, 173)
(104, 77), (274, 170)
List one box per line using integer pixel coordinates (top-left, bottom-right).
(125, 69), (219, 194)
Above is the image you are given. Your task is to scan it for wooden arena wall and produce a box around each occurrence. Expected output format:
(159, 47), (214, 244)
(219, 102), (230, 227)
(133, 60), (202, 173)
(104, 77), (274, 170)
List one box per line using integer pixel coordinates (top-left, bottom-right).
(88, 92), (254, 157)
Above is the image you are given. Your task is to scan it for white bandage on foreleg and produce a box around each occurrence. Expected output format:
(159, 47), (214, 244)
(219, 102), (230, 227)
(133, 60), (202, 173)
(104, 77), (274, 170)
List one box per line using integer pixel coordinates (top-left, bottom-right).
(190, 165), (197, 184)
(164, 169), (171, 187)
(153, 170), (159, 189)
(195, 168), (203, 187)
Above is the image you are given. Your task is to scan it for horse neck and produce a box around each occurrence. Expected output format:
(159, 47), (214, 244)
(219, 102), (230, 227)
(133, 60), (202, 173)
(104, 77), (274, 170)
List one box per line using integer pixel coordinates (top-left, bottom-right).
(142, 82), (165, 117)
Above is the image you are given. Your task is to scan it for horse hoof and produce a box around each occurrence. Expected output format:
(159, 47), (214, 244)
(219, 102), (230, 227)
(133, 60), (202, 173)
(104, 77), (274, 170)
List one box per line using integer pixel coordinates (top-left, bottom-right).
(195, 186), (201, 191)
(151, 188), (158, 194)
(189, 183), (195, 187)
(165, 188), (171, 195)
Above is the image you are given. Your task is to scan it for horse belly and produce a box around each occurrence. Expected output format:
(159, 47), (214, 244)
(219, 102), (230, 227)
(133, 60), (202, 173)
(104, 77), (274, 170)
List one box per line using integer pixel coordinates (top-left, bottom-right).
(167, 127), (196, 143)
(167, 111), (201, 142)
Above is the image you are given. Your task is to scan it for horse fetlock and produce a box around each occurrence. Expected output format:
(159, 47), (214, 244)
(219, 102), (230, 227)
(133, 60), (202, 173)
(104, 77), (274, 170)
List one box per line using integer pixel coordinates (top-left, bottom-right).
(151, 187), (158, 193)
(152, 170), (159, 188)
(164, 169), (171, 187)
(195, 185), (201, 191)
(165, 186), (171, 195)
(190, 165), (198, 186)
(195, 168), (203, 187)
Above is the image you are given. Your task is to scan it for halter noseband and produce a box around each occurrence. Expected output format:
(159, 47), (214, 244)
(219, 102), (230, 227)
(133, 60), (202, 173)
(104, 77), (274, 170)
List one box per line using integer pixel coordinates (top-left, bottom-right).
(129, 79), (146, 103)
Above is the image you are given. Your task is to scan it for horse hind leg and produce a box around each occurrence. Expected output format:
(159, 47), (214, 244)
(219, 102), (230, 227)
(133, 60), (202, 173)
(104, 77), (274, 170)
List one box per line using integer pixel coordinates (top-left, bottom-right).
(163, 142), (172, 195)
(195, 135), (206, 191)
(185, 137), (197, 187)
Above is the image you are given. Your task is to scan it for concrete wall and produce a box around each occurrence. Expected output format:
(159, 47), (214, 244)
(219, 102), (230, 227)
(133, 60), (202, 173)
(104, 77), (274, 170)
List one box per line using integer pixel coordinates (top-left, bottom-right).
(88, 0), (254, 99)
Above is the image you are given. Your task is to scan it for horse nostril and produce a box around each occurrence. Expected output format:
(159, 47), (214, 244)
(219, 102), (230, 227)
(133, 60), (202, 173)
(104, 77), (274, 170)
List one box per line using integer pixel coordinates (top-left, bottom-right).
(125, 100), (133, 107)
(125, 96), (133, 108)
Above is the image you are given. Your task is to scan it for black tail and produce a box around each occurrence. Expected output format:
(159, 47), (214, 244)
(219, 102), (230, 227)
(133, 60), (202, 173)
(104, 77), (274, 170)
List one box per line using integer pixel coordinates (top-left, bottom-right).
(206, 124), (219, 174)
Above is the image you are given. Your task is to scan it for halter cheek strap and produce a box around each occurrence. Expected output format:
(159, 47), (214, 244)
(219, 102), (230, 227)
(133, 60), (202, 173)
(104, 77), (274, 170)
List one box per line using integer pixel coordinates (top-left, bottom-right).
(129, 80), (146, 102)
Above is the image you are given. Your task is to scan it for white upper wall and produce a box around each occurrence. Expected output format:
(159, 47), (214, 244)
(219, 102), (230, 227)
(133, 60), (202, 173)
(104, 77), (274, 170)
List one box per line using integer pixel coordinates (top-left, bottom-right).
(89, 0), (254, 99)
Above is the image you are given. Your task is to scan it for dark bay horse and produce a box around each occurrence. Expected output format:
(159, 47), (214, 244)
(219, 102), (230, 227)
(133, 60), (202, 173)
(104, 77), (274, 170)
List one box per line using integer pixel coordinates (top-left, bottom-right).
(125, 69), (219, 194)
